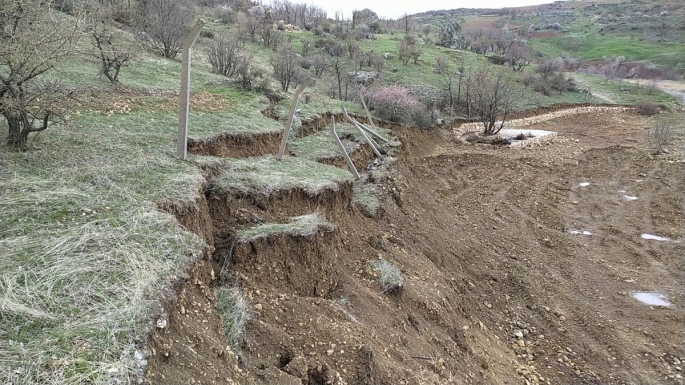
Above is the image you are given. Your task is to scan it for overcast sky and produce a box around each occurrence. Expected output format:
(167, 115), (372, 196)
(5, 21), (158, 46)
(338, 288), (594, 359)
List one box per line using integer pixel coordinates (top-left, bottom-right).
(309, 0), (553, 19)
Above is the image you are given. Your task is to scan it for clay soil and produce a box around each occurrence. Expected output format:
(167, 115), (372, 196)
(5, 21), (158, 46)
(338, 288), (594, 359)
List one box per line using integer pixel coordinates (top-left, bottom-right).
(147, 109), (684, 385)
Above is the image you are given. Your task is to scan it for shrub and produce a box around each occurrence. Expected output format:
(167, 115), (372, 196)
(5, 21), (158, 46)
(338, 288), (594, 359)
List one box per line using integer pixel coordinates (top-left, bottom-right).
(236, 56), (267, 91)
(636, 103), (660, 116)
(368, 86), (425, 126)
(536, 57), (563, 79)
(372, 259), (404, 293)
(646, 120), (672, 154)
(206, 36), (243, 77)
(213, 7), (236, 24)
(299, 58), (312, 70)
(411, 107), (433, 128)
(137, 0), (194, 59)
(271, 43), (299, 91)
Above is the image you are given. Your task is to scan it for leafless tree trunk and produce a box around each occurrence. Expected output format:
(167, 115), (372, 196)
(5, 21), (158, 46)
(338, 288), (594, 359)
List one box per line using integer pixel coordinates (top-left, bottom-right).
(329, 54), (351, 101)
(89, 19), (134, 85)
(435, 56), (455, 111)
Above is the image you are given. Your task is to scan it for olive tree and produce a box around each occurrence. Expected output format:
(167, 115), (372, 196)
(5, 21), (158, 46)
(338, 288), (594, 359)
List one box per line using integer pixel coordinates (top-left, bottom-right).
(1, 0), (84, 150)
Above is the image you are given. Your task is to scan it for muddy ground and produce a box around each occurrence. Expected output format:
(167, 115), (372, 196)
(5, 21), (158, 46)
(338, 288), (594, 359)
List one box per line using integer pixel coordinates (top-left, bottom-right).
(147, 108), (684, 385)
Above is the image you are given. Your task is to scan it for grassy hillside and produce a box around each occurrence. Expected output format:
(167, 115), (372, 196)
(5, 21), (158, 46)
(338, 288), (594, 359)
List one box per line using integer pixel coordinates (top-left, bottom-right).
(507, 0), (685, 67)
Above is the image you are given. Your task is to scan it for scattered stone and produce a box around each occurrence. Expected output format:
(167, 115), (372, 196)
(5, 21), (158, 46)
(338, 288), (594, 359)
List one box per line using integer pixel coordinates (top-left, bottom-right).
(347, 70), (379, 85)
(515, 330), (524, 339)
(254, 303), (263, 311)
(156, 314), (168, 329)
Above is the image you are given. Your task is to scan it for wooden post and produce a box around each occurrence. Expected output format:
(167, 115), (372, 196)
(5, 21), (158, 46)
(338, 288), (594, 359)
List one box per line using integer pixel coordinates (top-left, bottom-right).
(330, 116), (360, 179)
(277, 83), (307, 161)
(177, 20), (205, 160)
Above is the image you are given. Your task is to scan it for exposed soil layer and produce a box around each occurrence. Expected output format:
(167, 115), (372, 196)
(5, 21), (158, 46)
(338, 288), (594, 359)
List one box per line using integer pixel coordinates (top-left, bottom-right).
(187, 131), (282, 158)
(147, 108), (684, 385)
(146, 256), (249, 385)
(157, 188), (215, 246)
(317, 145), (375, 173)
(207, 181), (354, 253)
(187, 112), (376, 159)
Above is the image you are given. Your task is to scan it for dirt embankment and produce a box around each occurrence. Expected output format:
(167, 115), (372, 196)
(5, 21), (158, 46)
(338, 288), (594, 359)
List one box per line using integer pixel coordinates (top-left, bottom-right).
(148, 107), (684, 385)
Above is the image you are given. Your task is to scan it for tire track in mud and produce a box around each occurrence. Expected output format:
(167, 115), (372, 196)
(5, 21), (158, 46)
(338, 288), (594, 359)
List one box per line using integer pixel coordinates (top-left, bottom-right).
(560, 147), (684, 384)
(418, 135), (683, 383)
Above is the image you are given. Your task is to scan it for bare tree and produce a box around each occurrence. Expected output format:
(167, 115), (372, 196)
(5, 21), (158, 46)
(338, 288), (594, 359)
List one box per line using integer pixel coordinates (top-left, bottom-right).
(504, 42), (530, 72)
(235, 55), (266, 91)
(329, 53), (352, 100)
(397, 39), (411, 65)
(421, 24), (431, 38)
(466, 65), (521, 135)
(536, 57), (563, 80)
(343, 36), (360, 59)
(435, 56), (460, 113)
(89, 19), (134, 85)
(236, 12), (263, 42)
(646, 120), (673, 155)
(137, 0), (194, 59)
(409, 43), (422, 65)
(300, 40), (312, 57)
(272, 43), (298, 91)
(1, 0), (84, 150)
(206, 35), (243, 77)
(260, 22), (283, 50)
(312, 53), (328, 78)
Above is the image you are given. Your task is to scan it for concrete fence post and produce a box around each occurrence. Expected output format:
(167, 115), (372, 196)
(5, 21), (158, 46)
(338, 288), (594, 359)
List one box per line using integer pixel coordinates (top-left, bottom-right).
(330, 116), (360, 179)
(277, 83), (307, 160)
(176, 20), (205, 160)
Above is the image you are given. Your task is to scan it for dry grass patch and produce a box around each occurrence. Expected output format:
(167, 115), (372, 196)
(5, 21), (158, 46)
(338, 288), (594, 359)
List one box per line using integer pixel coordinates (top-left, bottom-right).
(208, 155), (353, 197)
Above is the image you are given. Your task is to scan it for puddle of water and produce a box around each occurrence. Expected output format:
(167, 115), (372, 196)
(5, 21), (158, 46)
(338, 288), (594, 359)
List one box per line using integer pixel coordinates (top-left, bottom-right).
(641, 233), (670, 241)
(618, 189), (626, 193)
(632, 292), (672, 307)
(635, 179), (643, 183)
(579, 182), (590, 187)
(622, 195), (638, 201)
(570, 230), (592, 235)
